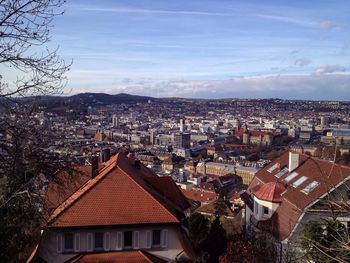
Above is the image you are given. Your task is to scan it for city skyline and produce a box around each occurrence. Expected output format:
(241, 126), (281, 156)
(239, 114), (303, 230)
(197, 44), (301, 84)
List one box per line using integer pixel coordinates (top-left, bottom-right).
(4, 0), (350, 99)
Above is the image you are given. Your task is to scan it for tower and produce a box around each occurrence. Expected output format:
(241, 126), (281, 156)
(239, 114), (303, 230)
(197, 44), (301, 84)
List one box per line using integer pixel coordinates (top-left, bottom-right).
(179, 119), (185, 132)
(112, 114), (119, 127)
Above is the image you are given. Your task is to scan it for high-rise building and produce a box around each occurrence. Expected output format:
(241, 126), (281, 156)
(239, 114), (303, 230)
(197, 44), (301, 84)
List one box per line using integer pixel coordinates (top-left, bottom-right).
(149, 129), (156, 145)
(179, 119), (185, 132)
(112, 114), (119, 127)
(173, 133), (191, 149)
(320, 116), (328, 129)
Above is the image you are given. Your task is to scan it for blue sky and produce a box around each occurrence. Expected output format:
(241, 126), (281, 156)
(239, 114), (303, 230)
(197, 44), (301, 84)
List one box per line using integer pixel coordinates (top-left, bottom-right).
(27, 1), (350, 99)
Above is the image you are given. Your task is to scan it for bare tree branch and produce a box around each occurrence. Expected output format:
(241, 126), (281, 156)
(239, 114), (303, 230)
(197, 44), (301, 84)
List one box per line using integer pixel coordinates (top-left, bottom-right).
(0, 0), (71, 98)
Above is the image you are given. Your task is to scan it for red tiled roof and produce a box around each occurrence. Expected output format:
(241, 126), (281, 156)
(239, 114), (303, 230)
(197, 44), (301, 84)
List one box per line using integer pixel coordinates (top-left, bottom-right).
(45, 166), (91, 214)
(257, 199), (301, 241)
(253, 182), (286, 202)
(181, 188), (217, 203)
(247, 150), (350, 241)
(250, 151), (350, 210)
(68, 250), (167, 263)
(93, 132), (108, 141)
(250, 131), (272, 137)
(48, 153), (184, 228)
(145, 176), (190, 210)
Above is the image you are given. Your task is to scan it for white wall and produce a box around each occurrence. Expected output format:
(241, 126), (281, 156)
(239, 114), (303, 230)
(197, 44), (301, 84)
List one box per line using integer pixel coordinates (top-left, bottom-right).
(253, 196), (280, 221)
(38, 225), (186, 263)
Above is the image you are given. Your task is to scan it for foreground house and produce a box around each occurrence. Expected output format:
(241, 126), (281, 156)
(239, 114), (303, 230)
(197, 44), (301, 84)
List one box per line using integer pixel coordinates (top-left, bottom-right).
(242, 151), (350, 259)
(29, 153), (194, 262)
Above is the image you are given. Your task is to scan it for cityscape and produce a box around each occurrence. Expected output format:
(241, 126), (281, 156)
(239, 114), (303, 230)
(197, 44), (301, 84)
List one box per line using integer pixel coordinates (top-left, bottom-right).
(1, 1), (350, 263)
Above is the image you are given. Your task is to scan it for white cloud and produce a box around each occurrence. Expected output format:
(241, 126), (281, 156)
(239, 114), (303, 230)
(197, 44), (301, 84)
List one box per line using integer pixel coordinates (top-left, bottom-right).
(255, 14), (316, 28)
(66, 74), (350, 100)
(74, 6), (230, 17)
(314, 64), (346, 75)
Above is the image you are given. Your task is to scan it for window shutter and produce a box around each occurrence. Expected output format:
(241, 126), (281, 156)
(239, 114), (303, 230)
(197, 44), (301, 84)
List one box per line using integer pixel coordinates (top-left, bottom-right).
(104, 232), (110, 251)
(87, 233), (93, 252)
(116, 232), (122, 250)
(146, 230), (152, 249)
(56, 234), (62, 253)
(74, 233), (80, 252)
(161, 230), (168, 248)
(133, 231), (139, 249)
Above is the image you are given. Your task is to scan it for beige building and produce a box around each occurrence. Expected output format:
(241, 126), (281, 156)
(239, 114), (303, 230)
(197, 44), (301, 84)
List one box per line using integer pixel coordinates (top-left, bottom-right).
(197, 162), (258, 185)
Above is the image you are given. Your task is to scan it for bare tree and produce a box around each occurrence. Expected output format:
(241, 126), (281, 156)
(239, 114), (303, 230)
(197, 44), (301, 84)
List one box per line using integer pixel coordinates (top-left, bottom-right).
(0, 0), (70, 98)
(0, 1), (73, 261)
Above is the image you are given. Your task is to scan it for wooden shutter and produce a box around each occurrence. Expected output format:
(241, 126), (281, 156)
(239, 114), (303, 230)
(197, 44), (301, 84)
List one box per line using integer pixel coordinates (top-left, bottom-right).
(104, 232), (110, 251)
(87, 233), (93, 252)
(74, 233), (80, 252)
(116, 232), (122, 250)
(56, 234), (62, 253)
(161, 229), (168, 248)
(146, 230), (152, 249)
(133, 231), (139, 249)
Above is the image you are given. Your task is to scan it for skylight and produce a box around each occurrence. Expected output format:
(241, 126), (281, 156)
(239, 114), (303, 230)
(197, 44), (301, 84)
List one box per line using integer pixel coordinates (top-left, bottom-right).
(292, 176), (308, 188)
(301, 181), (320, 194)
(275, 167), (289, 178)
(267, 163), (279, 173)
(284, 172), (299, 182)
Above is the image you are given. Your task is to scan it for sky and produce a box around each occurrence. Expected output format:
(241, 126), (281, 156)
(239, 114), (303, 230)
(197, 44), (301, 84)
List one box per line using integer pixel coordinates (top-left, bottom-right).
(15, 0), (350, 99)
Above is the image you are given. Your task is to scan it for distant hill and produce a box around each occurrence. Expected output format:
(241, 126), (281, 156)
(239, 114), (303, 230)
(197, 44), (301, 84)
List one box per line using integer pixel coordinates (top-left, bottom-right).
(68, 93), (153, 105)
(15, 93), (156, 110)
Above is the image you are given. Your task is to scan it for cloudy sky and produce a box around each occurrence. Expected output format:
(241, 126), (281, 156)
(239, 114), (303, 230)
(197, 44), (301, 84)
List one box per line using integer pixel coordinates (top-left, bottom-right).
(49, 0), (350, 99)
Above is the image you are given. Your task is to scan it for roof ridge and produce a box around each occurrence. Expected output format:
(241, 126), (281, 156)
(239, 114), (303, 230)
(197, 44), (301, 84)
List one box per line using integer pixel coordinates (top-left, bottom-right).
(309, 155), (350, 170)
(145, 176), (190, 211)
(117, 162), (179, 224)
(48, 154), (120, 224)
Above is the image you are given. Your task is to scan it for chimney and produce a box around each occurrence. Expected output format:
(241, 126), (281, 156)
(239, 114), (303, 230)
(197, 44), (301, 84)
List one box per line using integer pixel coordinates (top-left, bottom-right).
(288, 152), (299, 172)
(91, 155), (99, 178)
(134, 159), (141, 169)
(101, 148), (111, 162)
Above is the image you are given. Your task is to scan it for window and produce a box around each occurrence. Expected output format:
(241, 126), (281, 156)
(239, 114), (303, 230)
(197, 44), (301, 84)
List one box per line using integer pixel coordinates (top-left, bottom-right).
(263, 206), (269, 215)
(64, 233), (74, 251)
(123, 231), (133, 248)
(254, 200), (259, 214)
(301, 181), (320, 194)
(284, 172), (299, 182)
(94, 232), (104, 250)
(152, 230), (161, 247)
(275, 167), (289, 178)
(292, 176), (308, 188)
(267, 163), (279, 173)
